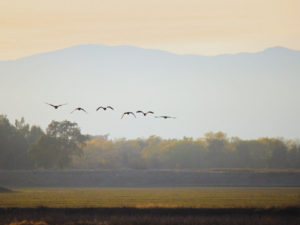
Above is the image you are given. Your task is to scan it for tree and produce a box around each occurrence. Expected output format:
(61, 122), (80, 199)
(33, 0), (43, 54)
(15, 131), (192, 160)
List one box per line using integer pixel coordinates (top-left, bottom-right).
(0, 115), (17, 169)
(166, 138), (208, 169)
(28, 125), (45, 145)
(13, 117), (44, 169)
(0, 115), (44, 169)
(141, 136), (167, 168)
(264, 138), (288, 168)
(235, 140), (271, 168)
(28, 134), (59, 169)
(15, 117), (30, 138)
(28, 120), (88, 169)
(286, 140), (300, 169)
(204, 131), (232, 168)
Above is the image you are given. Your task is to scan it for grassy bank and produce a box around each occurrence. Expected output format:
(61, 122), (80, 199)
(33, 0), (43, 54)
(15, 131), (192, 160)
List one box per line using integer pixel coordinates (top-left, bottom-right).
(1, 187), (299, 208)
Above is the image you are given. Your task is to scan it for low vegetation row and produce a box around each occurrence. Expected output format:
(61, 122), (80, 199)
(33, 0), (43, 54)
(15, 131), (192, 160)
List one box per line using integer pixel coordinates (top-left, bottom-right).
(1, 206), (300, 225)
(1, 114), (300, 170)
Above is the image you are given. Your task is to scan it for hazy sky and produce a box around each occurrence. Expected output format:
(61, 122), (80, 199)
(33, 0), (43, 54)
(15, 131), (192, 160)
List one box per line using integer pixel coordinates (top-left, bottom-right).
(1, 0), (299, 60)
(1, 44), (300, 140)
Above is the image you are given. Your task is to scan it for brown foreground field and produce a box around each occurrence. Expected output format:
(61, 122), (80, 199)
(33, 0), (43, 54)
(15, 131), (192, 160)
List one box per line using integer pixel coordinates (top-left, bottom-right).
(1, 187), (299, 224)
(1, 207), (300, 225)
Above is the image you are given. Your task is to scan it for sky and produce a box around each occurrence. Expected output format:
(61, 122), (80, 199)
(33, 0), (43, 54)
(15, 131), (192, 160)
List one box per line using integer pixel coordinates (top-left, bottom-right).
(0, 0), (300, 60)
(1, 44), (300, 140)
(1, 0), (300, 140)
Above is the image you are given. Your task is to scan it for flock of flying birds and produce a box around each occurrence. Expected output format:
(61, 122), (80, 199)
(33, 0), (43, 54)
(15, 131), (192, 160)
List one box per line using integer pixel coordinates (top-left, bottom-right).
(45, 103), (176, 119)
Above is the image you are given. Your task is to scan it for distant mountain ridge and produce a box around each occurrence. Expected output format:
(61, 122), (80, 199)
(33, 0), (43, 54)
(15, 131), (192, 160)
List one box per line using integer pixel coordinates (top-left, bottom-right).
(1, 45), (300, 139)
(3, 44), (298, 78)
(1, 45), (298, 62)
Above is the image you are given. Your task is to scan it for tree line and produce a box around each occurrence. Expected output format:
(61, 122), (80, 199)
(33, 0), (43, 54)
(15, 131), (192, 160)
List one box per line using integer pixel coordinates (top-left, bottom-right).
(1, 114), (300, 170)
(71, 132), (300, 170)
(0, 115), (87, 170)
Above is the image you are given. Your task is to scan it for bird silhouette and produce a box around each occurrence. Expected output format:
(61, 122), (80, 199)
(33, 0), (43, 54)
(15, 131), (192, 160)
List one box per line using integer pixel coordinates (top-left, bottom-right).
(45, 102), (68, 109)
(155, 116), (176, 119)
(96, 106), (114, 111)
(121, 112), (136, 119)
(136, 111), (154, 116)
(70, 108), (88, 114)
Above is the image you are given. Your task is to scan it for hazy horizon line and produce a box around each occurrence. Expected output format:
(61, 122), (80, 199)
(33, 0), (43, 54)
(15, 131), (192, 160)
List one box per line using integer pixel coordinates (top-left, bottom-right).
(1, 44), (298, 62)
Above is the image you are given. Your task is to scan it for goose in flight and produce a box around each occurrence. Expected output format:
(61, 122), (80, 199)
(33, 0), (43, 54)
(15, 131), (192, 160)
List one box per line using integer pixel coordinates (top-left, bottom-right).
(155, 116), (176, 119)
(121, 112), (136, 119)
(96, 106), (114, 111)
(136, 111), (154, 116)
(45, 102), (68, 109)
(70, 108), (88, 114)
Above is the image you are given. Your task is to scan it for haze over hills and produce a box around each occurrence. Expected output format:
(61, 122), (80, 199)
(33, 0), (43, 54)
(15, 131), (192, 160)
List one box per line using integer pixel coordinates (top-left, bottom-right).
(0, 45), (300, 140)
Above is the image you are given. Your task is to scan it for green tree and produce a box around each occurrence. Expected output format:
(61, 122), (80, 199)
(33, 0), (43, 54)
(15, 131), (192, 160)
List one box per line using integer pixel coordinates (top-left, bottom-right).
(286, 141), (300, 169)
(29, 120), (88, 169)
(235, 140), (271, 168)
(204, 131), (232, 168)
(264, 138), (288, 168)
(13, 117), (44, 169)
(141, 136), (167, 168)
(0, 116), (36, 169)
(0, 115), (17, 169)
(28, 125), (44, 145)
(166, 137), (208, 169)
(27, 134), (59, 169)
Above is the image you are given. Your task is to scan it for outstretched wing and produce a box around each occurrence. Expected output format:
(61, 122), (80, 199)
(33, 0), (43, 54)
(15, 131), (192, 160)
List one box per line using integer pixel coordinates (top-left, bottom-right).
(96, 107), (103, 111)
(129, 112), (136, 118)
(107, 106), (114, 110)
(164, 116), (176, 119)
(121, 113), (126, 119)
(57, 103), (68, 107)
(136, 111), (144, 113)
(146, 111), (154, 114)
(45, 102), (55, 107)
(81, 108), (88, 114)
(70, 108), (78, 114)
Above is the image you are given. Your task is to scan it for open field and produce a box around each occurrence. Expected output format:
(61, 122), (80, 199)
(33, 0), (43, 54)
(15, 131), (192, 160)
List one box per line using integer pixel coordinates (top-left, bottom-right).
(1, 187), (300, 224)
(1, 187), (300, 208)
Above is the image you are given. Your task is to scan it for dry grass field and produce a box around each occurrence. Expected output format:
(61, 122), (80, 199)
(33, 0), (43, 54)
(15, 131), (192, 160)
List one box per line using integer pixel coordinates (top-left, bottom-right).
(1, 187), (300, 224)
(1, 187), (300, 208)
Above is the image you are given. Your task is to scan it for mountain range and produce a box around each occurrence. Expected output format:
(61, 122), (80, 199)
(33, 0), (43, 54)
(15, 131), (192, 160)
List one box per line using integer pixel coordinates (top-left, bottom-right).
(1, 45), (300, 139)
